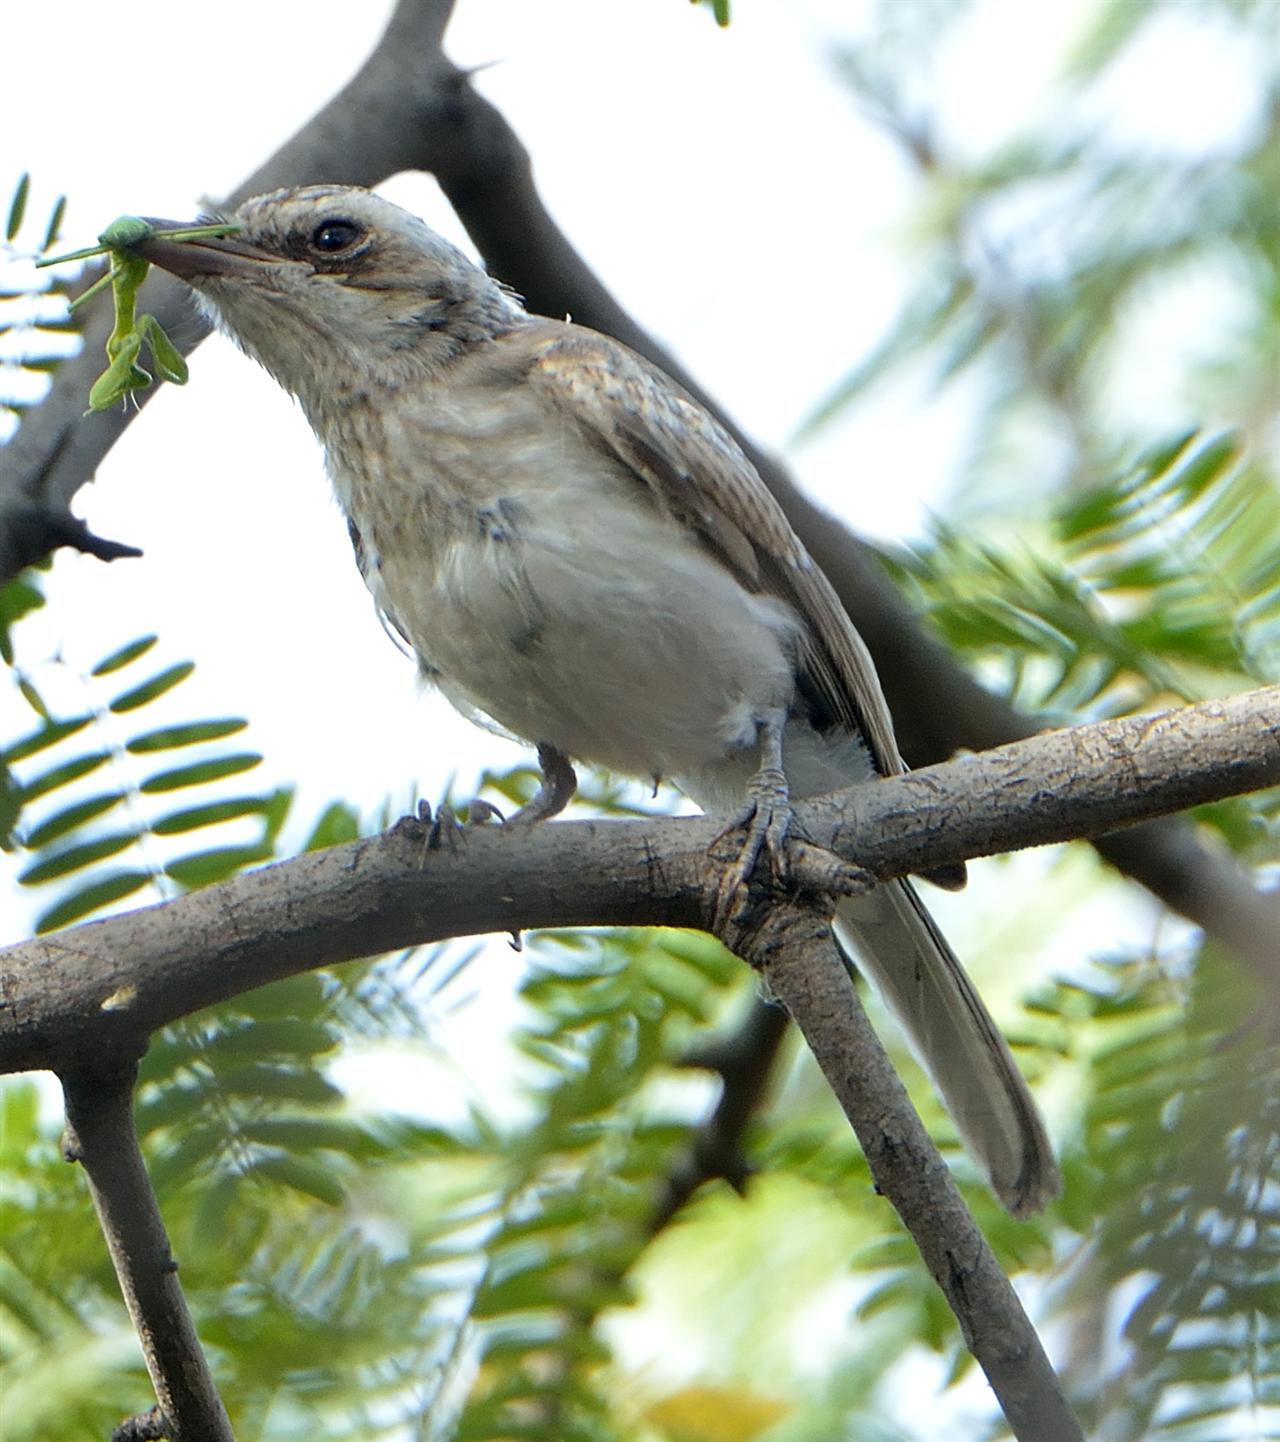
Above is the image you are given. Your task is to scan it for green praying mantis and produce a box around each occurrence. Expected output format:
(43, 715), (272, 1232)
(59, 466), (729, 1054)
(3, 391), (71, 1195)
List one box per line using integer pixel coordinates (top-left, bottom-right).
(37, 215), (240, 412)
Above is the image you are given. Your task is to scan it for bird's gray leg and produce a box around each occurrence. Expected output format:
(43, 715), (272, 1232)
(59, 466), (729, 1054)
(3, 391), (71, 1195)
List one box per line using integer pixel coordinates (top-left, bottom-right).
(712, 707), (794, 912)
(509, 742), (578, 825)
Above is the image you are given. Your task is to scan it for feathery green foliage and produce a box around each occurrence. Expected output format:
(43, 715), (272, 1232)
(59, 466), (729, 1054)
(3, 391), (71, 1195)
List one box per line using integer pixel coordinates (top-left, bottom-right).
(5, 624), (288, 931)
(796, 2), (1280, 1434)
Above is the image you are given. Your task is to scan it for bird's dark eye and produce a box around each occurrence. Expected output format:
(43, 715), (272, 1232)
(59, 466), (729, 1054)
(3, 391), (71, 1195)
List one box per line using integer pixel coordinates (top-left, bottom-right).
(309, 220), (363, 254)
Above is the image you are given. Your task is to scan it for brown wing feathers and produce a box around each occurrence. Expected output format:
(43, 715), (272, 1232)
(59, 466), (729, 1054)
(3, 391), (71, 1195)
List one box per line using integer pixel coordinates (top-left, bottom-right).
(527, 327), (908, 777)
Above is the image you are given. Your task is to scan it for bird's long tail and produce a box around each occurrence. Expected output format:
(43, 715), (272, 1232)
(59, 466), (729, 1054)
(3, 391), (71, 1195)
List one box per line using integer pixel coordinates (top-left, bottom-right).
(835, 878), (1060, 1216)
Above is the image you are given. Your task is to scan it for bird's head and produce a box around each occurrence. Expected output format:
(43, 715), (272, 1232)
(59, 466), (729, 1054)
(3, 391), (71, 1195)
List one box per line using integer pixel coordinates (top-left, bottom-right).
(136, 186), (520, 412)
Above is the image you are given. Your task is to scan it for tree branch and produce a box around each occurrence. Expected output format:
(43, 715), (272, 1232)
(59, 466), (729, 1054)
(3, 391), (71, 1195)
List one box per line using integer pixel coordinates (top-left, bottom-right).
(4, 687), (1275, 1078)
(4, 0), (1271, 986)
(743, 900), (1082, 1442)
(651, 997), (790, 1232)
(61, 1064), (236, 1442)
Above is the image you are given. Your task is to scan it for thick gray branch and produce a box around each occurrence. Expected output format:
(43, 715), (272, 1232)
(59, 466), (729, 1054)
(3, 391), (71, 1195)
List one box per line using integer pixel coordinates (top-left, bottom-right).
(751, 905), (1081, 1442)
(3, 687), (1274, 1078)
(62, 1065), (236, 1442)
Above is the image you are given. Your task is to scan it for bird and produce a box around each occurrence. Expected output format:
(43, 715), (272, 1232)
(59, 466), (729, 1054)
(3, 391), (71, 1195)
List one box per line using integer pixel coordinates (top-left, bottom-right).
(132, 185), (1060, 1215)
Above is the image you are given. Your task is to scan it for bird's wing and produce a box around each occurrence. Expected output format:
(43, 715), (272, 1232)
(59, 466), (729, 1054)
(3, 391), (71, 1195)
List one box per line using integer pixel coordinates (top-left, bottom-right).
(519, 322), (906, 777)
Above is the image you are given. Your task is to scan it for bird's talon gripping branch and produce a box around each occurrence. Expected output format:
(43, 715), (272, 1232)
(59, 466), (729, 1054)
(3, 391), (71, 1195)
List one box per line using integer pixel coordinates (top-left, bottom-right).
(709, 711), (802, 919)
(422, 805), (470, 855)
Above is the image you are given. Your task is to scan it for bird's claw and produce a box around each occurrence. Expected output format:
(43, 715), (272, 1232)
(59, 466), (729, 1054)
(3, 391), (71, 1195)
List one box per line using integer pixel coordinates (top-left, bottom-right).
(392, 800), (475, 862)
(465, 798), (506, 827)
(395, 744), (573, 865)
(508, 742), (577, 826)
(710, 763), (875, 932)
(710, 765), (795, 925)
(426, 802), (464, 852)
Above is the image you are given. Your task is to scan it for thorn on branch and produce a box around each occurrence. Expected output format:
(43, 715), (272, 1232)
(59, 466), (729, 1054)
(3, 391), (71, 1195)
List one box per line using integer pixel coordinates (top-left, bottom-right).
(6, 502), (142, 569)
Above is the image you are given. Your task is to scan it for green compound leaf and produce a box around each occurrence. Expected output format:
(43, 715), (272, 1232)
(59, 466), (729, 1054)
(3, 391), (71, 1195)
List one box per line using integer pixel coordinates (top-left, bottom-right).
(20, 751), (111, 803)
(126, 718), (247, 754)
(17, 677), (49, 720)
(19, 831), (142, 885)
(303, 801), (361, 849)
(23, 792), (129, 848)
(164, 843), (274, 889)
(215, 1064), (343, 1106)
(41, 195), (66, 253)
(6, 173), (30, 242)
(245, 1153), (347, 1207)
(4, 714), (94, 765)
(149, 793), (282, 835)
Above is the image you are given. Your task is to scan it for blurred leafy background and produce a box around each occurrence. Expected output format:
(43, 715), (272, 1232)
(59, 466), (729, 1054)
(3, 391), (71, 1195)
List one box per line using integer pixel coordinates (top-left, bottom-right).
(2, 0), (1278, 1438)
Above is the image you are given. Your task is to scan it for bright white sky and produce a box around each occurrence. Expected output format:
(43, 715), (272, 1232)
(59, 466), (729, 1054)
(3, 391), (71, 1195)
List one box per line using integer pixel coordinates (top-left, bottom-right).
(2, 0), (1263, 1430)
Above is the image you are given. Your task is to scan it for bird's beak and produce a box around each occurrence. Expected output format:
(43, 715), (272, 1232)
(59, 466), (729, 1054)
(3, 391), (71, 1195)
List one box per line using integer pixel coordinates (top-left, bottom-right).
(132, 219), (277, 281)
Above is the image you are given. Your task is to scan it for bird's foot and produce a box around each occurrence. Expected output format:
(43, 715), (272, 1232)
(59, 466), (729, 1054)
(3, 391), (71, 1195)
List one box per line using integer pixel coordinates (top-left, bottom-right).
(423, 800), (465, 852)
(465, 799), (506, 827)
(392, 741), (574, 857)
(391, 797), (500, 866)
(710, 761), (795, 926)
(709, 767), (876, 933)
(508, 742), (577, 826)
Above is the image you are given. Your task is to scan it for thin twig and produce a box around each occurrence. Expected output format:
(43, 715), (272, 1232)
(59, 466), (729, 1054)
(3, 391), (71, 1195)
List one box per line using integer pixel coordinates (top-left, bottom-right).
(61, 1064), (236, 1442)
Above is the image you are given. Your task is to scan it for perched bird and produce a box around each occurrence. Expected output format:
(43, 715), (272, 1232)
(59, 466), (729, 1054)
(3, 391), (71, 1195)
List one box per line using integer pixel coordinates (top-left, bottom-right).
(135, 186), (1059, 1215)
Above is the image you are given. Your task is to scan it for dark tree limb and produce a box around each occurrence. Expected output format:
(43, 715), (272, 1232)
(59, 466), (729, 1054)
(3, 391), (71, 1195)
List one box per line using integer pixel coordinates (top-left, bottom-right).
(61, 1064), (236, 1442)
(651, 997), (790, 1232)
(740, 900), (1082, 1442)
(4, 686), (1275, 1078)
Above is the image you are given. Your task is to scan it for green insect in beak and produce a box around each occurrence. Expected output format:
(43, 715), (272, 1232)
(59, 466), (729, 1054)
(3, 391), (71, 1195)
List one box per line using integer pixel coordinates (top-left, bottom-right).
(38, 214), (240, 413)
